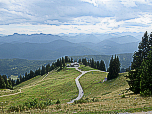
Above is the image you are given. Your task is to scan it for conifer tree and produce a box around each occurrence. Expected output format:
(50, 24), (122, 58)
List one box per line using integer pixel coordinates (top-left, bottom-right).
(2, 75), (10, 89)
(116, 56), (121, 73)
(22, 76), (25, 82)
(71, 57), (73, 63)
(30, 70), (35, 78)
(91, 58), (94, 68)
(19, 75), (23, 83)
(0, 75), (6, 89)
(25, 72), (28, 80)
(60, 58), (62, 69)
(107, 55), (120, 80)
(82, 58), (87, 66)
(97, 61), (99, 69)
(41, 65), (46, 76)
(131, 31), (150, 70)
(46, 64), (50, 73)
(126, 31), (152, 95)
(89, 59), (92, 66)
(8, 78), (13, 89)
(62, 57), (65, 68)
(11, 79), (15, 87)
(65, 56), (69, 63)
(78, 59), (81, 63)
(16, 78), (20, 85)
(99, 60), (106, 71)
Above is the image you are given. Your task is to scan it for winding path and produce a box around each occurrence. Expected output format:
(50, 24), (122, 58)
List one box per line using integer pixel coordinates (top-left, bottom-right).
(67, 67), (106, 104)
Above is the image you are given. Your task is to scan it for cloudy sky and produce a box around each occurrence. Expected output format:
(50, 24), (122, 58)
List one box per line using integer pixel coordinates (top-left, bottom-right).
(0, 0), (152, 35)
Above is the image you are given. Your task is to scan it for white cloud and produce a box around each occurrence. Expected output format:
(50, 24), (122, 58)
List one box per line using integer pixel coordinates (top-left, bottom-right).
(0, 0), (152, 35)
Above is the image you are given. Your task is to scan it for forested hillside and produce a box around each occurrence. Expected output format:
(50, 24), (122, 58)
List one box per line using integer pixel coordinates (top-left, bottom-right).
(0, 33), (139, 60)
(0, 58), (54, 77)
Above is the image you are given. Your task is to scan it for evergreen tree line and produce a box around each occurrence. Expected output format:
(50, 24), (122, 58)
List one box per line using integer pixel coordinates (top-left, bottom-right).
(126, 31), (152, 96)
(0, 75), (13, 89)
(79, 58), (106, 71)
(107, 55), (121, 80)
(78, 56), (121, 81)
(0, 56), (71, 89)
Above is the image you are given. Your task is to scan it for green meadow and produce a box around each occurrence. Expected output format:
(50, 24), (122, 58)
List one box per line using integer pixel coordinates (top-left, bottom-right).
(0, 66), (152, 113)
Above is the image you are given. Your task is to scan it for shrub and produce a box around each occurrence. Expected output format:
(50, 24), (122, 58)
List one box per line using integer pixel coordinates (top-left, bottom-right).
(140, 89), (151, 97)
(121, 94), (125, 98)
(7, 98), (53, 112)
(8, 106), (19, 112)
(56, 99), (61, 104)
(74, 99), (88, 104)
(56, 104), (61, 110)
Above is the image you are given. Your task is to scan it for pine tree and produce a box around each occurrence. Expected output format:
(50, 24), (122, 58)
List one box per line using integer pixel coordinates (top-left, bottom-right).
(107, 55), (120, 80)
(82, 58), (87, 66)
(78, 59), (81, 63)
(89, 59), (92, 67)
(8, 78), (13, 89)
(56, 59), (60, 67)
(65, 56), (69, 63)
(25, 72), (28, 80)
(97, 61), (99, 69)
(16, 78), (20, 85)
(30, 70), (35, 78)
(62, 57), (65, 68)
(126, 32), (152, 96)
(46, 64), (50, 73)
(22, 76), (25, 82)
(60, 58), (62, 69)
(0, 75), (6, 89)
(50, 63), (55, 70)
(19, 75), (23, 83)
(91, 58), (94, 68)
(126, 68), (140, 94)
(71, 57), (73, 63)
(94, 61), (97, 69)
(131, 31), (149, 70)
(99, 60), (106, 71)
(139, 51), (152, 96)
(11, 79), (15, 87)
(41, 66), (46, 76)
(2, 75), (10, 89)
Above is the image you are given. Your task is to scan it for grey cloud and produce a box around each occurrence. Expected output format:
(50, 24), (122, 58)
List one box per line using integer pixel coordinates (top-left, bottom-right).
(0, 0), (152, 25)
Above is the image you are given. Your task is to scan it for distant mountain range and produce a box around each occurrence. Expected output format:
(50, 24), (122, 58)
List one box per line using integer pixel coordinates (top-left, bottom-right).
(0, 33), (141, 60)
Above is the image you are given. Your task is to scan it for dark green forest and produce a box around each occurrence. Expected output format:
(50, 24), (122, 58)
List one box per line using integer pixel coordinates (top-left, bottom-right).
(126, 31), (152, 96)
(0, 58), (55, 76)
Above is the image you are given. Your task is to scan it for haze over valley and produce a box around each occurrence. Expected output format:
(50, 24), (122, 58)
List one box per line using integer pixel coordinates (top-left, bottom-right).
(0, 33), (140, 60)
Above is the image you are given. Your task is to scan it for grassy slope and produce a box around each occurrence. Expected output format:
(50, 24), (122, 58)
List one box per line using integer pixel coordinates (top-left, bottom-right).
(0, 68), (81, 111)
(78, 72), (152, 113)
(1, 66), (152, 113)
(78, 65), (98, 71)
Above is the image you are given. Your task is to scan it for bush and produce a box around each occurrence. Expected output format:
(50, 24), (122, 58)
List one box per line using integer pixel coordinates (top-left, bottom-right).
(56, 104), (61, 110)
(74, 98), (88, 104)
(7, 98), (53, 112)
(140, 89), (151, 97)
(8, 106), (19, 112)
(121, 94), (125, 98)
(56, 99), (61, 104)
